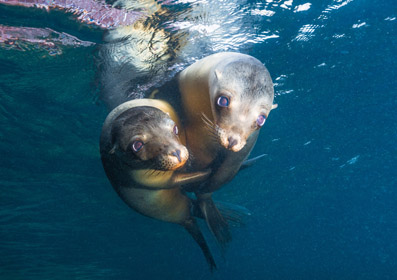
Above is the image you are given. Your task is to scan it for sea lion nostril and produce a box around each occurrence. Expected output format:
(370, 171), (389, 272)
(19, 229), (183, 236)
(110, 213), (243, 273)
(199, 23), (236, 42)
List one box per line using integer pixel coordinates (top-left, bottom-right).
(227, 137), (238, 149)
(172, 149), (182, 163)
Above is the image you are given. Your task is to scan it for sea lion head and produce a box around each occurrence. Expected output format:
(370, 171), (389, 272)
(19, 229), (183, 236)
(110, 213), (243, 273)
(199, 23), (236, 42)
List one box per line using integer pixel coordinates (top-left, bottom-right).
(207, 57), (276, 152)
(109, 106), (188, 171)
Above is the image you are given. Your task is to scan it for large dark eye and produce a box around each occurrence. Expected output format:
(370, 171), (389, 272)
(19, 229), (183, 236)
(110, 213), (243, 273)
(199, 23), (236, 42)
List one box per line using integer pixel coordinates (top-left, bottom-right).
(132, 140), (144, 152)
(256, 115), (266, 127)
(173, 125), (179, 135)
(217, 96), (230, 108)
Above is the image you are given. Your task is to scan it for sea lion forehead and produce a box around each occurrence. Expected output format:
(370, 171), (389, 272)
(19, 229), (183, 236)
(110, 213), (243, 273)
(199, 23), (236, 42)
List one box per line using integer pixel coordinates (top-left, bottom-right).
(111, 106), (173, 140)
(215, 60), (273, 100)
(117, 106), (167, 125)
(217, 56), (266, 78)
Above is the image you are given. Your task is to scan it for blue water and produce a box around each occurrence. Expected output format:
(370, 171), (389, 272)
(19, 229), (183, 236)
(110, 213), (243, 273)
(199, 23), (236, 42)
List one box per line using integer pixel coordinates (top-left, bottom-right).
(0, 0), (396, 279)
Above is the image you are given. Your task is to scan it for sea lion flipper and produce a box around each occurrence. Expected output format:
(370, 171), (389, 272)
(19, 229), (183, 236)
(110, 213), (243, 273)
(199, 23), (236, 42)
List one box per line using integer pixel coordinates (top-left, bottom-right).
(197, 194), (231, 250)
(183, 218), (217, 272)
(171, 170), (211, 186)
(240, 153), (267, 171)
(191, 198), (251, 228)
(214, 200), (251, 227)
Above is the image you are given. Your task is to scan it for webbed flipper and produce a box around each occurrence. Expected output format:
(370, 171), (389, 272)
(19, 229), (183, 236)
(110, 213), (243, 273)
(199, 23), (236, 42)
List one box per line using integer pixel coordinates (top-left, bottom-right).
(183, 218), (217, 272)
(197, 194), (231, 251)
(214, 200), (251, 227)
(191, 199), (251, 227)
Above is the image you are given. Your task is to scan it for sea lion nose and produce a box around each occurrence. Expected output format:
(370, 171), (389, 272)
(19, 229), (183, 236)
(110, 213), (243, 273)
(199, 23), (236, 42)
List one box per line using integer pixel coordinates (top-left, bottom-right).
(227, 137), (238, 149)
(171, 149), (182, 163)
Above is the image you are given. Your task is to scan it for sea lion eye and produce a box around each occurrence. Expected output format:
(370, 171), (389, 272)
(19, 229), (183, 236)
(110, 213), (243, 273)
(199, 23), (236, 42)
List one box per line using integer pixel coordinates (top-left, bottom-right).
(131, 140), (144, 152)
(173, 125), (179, 135)
(217, 96), (229, 108)
(256, 115), (266, 127)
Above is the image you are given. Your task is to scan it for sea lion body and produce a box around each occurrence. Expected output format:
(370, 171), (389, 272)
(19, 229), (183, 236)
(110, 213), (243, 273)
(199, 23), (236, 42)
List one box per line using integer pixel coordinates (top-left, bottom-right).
(100, 99), (216, 269)
(177, 52), (276, 245)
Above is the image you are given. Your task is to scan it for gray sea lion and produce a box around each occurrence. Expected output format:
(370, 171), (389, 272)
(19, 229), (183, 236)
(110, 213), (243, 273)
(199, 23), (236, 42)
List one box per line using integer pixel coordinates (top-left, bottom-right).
(100, 99), (216, 270)
(178, 52), (277, 247)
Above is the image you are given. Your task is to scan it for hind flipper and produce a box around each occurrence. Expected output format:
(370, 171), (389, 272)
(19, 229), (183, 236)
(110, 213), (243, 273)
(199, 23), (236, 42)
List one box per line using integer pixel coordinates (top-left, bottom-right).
(214, 201), (251, 227)
(191, 199), (251, 227)
(197, 194), (231, 250)
(183, 218), (217, 272)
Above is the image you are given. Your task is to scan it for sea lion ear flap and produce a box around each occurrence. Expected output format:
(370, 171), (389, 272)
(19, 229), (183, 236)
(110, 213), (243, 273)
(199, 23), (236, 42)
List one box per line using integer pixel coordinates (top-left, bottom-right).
(214, 69), (222, 80)
(271, 104), (278, 110)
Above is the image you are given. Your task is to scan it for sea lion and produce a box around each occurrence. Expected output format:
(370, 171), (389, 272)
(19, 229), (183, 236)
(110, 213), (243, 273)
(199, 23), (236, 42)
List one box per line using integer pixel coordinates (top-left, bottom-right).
(100, 99), (216, 270)
(177, 52), (277, 246)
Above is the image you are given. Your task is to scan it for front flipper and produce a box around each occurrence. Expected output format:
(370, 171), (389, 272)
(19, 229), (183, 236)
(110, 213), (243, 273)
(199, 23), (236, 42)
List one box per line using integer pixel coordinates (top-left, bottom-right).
(170, 169), (211, 186)
(240, 154), (267, 171)
(183, 218), (217, 272)
(132, 169), (210, 189)
(196, 193), (231, 251)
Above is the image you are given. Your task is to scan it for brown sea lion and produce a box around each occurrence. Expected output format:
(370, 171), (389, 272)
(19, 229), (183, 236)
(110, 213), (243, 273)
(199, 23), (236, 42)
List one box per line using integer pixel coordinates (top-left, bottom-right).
(178, 52), (277, 247)
(100, 99), (216, 270)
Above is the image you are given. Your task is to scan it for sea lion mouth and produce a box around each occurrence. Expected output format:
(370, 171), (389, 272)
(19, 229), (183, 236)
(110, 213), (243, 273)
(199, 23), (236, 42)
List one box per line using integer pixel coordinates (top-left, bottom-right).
(169, 160), (186, 171)
(159, 156), (187, 171)
(156, 147), (189, 171)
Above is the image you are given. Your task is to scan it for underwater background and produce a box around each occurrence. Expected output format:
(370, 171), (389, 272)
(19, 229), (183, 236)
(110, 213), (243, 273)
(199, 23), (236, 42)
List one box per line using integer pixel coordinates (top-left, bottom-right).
(0, 0), (396, 279)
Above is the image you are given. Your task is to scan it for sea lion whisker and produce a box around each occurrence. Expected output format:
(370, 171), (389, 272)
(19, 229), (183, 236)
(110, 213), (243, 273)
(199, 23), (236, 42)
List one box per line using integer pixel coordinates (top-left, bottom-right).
(201, 113), (218, 136)
(200, 126), (219, 143)
(203, 118), (220, 135)
(147, 169), (157, 177)
(201, 123), (219, 142)
(207, 133), (219, 143)
(144, 163), (156, 175)
(201, 113), (215, 127)
(201, 121), (219, 139)
(202, 120), (215, 132)
(205, 128), (218, 139)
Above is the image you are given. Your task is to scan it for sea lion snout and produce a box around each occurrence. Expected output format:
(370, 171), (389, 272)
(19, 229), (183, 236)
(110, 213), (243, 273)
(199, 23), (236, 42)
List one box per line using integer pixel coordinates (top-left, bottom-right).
(219, 130), (246, 152)
(226, 136), (246, 152)
(171, 149), (182, 163)
(227, 137), (238, 149)
(161, 146), (189, 170)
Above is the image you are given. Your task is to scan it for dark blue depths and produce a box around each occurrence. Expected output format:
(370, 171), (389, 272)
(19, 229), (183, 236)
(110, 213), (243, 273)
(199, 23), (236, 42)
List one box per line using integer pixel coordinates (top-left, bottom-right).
(0, 1), (396, 279)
